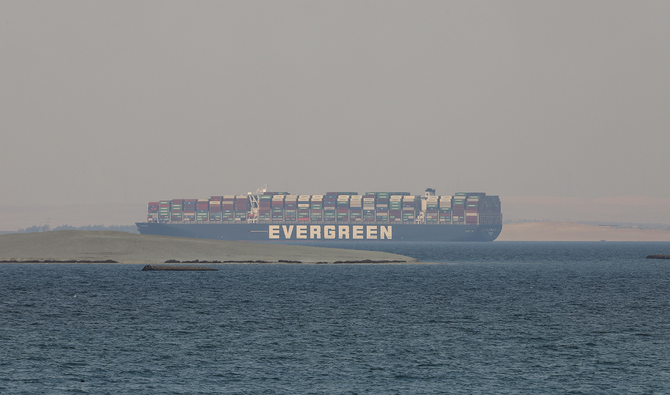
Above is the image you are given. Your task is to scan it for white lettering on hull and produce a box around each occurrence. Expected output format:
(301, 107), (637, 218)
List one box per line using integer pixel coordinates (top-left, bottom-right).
(380, 225), (391, 240)
(268, 225), (393, 240)
(325, 225), (336, 239)
(338, 226), (349, 239)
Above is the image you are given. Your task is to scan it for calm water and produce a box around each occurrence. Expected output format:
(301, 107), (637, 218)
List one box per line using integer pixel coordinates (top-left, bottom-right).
(2, 242), (670, 394)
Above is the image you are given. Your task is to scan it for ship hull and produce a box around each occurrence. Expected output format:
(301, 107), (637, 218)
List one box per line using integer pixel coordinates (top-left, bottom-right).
(136, 222), (502, 242)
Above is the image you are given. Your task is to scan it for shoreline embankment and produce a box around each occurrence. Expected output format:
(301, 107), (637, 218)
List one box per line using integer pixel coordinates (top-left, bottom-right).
(0, 230), (416, 264)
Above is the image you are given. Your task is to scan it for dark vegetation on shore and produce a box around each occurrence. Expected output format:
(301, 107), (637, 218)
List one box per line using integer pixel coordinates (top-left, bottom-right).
(143, 265), (218, 271)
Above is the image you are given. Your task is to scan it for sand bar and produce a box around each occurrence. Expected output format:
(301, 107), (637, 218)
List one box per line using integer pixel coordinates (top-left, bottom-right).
(0, 230), (415, 264)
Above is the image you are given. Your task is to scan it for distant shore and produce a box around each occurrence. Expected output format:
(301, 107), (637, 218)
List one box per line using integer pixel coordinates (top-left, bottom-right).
(0, 230), (416, 264)
(498, 222), (670, 242)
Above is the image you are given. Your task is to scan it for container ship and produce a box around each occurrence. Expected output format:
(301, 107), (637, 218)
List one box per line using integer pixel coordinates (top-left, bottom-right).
(136, 188), (502, 242)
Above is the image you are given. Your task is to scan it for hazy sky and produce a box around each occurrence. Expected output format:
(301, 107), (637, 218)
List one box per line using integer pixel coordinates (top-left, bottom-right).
(2, 1), (669, 211)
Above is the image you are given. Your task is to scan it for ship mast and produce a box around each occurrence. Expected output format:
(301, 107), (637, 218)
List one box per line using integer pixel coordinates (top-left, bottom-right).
(246, 183), (268, 224)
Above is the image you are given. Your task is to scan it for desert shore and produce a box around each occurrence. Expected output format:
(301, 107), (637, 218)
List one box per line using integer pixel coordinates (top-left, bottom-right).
(0, 230), (416, 264)
(498, 222), (670, 242)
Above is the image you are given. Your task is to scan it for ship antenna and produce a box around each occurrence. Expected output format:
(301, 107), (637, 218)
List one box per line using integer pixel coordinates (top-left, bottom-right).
(254, 183), (269, 195)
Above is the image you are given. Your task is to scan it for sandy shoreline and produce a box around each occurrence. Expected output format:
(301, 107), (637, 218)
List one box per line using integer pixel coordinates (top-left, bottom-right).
(2, 223), (668, 265)
(497, 222), (670, 241)
(0, 230), (416, 264)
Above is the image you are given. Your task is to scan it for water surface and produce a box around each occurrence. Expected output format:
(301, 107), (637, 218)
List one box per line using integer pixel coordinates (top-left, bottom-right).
(2, 242), (669, 394)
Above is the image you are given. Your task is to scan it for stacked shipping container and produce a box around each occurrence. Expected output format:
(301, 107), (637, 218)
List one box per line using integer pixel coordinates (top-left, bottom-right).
(452, 194), (466, 224)
(147, 202), (159, 223)
(158, 200), (170, 222)
(425, 195), (439, 223)
(439, 196), (452, 223)
(209, 196), (222, 222)
(310, 195), (323, 221)
(183, 199), (196, 221)
(145, 191), (500, 226)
